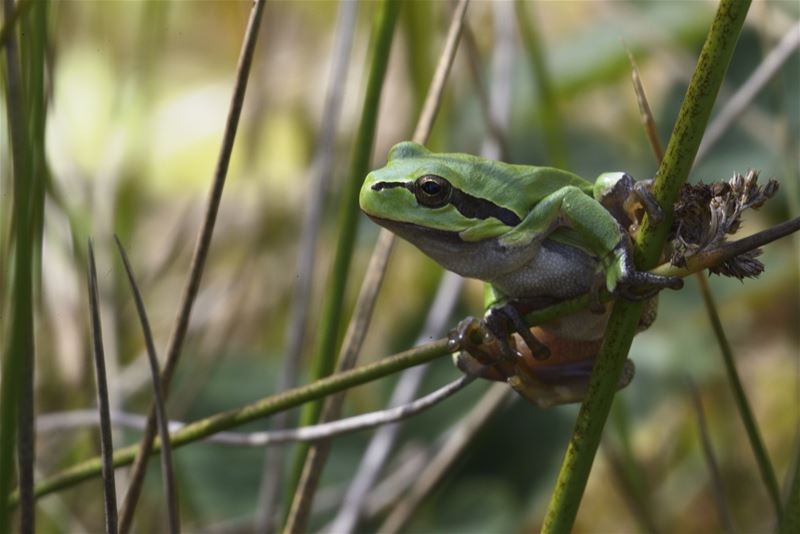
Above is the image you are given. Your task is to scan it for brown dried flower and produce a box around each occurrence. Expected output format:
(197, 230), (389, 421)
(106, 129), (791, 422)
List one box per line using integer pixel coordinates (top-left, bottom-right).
(669, 170), (779, 279)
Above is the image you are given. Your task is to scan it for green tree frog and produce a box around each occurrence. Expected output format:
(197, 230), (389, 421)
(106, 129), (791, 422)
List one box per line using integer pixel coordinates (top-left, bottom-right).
(359, 141), (682, 406)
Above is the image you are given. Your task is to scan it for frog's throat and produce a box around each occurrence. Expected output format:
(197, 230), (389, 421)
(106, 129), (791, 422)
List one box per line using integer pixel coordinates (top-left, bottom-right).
(365, 214), (465, 245)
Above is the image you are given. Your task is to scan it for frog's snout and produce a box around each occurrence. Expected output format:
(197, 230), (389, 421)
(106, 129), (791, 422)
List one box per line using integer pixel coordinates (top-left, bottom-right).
(359, 171), (379, 213)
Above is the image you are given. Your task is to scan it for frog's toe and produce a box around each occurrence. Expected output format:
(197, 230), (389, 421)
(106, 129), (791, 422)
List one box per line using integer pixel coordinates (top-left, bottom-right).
(633, 180), (663, 223)
(618, 270), (683, 296)
(484, 304), (550, 361)
(448, 317), (493, 362)
(613, 243), (684, 299)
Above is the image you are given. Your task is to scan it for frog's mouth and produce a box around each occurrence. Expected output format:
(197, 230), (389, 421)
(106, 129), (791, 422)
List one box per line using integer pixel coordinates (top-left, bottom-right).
(364, 214), (466, 245)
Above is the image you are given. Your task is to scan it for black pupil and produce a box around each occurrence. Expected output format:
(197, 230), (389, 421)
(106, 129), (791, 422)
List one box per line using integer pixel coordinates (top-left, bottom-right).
(421, 181), (441, 195)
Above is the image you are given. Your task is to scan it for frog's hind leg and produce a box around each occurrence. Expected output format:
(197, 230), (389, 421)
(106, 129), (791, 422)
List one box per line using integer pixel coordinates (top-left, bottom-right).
(511, 357), (636, 408)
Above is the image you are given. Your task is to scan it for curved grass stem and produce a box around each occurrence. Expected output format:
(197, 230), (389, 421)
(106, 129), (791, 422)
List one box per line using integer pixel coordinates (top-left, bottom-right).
(10, 339), (450, 507)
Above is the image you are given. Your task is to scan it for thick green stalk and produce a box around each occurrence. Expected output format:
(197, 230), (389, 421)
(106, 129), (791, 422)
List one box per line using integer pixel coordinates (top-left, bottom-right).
(0, 0), (46, 530)
(541, 1), (751, 532)
(0, 0), (31, 48)
(289, 0), (400, 501)
(10, 338), (449, 507)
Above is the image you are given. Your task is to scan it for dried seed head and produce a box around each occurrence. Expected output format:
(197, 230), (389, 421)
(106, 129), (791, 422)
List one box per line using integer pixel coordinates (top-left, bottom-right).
(669, 170), (779, 279)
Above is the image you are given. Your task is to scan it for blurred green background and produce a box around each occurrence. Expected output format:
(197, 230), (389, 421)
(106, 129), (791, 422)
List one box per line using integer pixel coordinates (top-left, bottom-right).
(2, 0), (798, 532)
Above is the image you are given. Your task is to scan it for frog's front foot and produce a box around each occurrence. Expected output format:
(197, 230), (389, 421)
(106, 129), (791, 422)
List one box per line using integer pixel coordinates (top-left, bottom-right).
(612, 241), (683, 300)
(630, 179), (664, 224)
(484, 303), (551, 361)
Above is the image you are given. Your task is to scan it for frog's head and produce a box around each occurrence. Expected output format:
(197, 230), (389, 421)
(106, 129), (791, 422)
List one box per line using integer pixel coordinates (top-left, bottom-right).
(359, 141), (522, 243)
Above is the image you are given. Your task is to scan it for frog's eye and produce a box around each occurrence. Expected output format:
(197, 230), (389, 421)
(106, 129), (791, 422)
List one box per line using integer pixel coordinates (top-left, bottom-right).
(414, 175), (451, 208)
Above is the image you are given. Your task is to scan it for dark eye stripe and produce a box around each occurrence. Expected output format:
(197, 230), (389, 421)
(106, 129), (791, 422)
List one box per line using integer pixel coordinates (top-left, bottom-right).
(371, 181), (414, 193)
(371, 180), (521, 227)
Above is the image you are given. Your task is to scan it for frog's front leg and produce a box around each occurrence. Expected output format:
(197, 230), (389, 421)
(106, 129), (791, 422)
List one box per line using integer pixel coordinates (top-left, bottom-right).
(502, 184), (682, 295)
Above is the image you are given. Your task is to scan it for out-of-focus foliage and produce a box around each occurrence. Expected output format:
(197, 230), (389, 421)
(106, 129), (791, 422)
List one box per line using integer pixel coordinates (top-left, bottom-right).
(1, 1), (798, 532)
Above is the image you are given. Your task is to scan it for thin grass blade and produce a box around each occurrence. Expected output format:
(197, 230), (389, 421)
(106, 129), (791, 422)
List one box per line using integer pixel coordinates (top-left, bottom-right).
(87, 240), (119, 534)
(688, 380), (736, 533)
(114, 236), (180, 533)
(118, 1), (268, 530)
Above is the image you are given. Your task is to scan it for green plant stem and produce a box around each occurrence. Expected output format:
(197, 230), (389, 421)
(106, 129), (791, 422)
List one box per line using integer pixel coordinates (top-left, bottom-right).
(632, 34), (781, 523)
(0, 0), (39, 530)
(541, 300), (643, 533)
(779, 445), (800, 534)
(288, 0), (400, 505)
(636, 0), (751, 265)
(541, 1), (751, 532)
(9, 338), (449, 508)
(87, 241), (118, 534)
(285, 1), (468, 528)
(0, 0), (31, 48)
(697, 274), (782, 519)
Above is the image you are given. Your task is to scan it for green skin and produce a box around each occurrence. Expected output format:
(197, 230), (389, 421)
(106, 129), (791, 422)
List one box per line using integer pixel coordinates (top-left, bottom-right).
(359, 141), (678, 404)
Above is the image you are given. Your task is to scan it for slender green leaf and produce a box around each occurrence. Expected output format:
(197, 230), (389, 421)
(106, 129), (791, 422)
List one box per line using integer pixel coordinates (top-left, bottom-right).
(287, 0), (401, 506)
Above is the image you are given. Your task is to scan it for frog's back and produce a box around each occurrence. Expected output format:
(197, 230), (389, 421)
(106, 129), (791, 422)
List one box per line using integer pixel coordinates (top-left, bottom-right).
(435, 150), (594, 216)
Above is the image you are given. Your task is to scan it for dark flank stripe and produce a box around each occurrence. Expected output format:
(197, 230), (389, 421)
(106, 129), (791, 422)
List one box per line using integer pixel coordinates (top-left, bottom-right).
(449, 188), (521, 226)
(371, 181), (521, 227)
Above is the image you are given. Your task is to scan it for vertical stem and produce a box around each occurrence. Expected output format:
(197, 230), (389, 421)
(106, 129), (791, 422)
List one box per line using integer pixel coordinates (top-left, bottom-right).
(541, 1), (751, 531)
(0, 0), (44, 530)
(256, 2), (359, 531)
